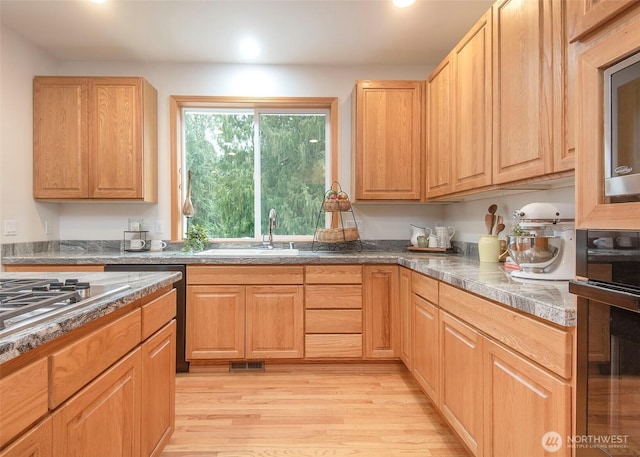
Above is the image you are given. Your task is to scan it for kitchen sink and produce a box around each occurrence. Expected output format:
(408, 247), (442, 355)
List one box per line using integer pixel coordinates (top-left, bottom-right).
(194, 248), (300, 256)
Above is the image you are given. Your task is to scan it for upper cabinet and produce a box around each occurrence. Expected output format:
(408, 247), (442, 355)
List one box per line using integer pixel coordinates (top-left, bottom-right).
(452, 10), (493, 193)
(33, 76), (158, 202)
(353, 80), (423, 201)
(568, 0), (639, 41)
(426, 55), (453, 198)
(492, 0), (566, 184)
(425, 0), (573, 200)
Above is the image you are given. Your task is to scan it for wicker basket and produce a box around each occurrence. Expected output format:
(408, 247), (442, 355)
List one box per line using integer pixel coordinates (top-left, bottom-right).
(315, 227), (359, 243)
(322, 199), (352, 212)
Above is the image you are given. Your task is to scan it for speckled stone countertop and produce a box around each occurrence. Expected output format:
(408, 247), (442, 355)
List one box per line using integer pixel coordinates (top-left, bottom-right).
(0, 271), (181, 364)
(2, 248), (576, 328)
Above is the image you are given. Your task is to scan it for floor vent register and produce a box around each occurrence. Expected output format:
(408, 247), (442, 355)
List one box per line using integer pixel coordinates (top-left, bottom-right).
(229, 361), (265, 372)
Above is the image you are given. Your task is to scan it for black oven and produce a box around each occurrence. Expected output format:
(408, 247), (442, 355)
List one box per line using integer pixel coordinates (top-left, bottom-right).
(569, 229), (640, 457)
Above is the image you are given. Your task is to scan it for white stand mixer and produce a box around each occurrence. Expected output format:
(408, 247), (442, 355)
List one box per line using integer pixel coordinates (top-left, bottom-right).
(508, 202), (575, 281)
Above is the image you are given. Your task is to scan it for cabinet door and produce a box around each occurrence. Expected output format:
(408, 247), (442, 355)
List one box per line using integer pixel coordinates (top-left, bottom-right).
(452, 10), (492, 192)
(0, 417), (52, 457)
(354, 81), (423, 200)
(440, 312), (483, 456)
(484, 339), (570, 457)
(363, 265), (399, 359)
(493, 0), (562, 184)
(398, 267), (412, 367)
(426, 56), (453, 198)
(33, 77), (88, 199)
(52, 349), (141, 457)
(246, 285), (304, 359)
(141, 321), (176, 457)
(88, 78), (144, 199)
(186, 285), (245, 359)
(412, 294), (439, 406)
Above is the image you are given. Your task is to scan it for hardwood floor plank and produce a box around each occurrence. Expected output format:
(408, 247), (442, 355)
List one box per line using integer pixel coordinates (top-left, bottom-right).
(161, 363), (471, 457)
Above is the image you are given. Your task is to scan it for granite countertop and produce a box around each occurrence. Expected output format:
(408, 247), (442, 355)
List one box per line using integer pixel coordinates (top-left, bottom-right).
(0, 271), (181, 364)
(2, 248), (576, 328)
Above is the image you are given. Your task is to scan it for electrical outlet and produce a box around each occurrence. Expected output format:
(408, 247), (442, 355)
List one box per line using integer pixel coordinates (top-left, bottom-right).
(45, 221), (52, 235)
(4, 220), (17, 236)
(154, 220), (163, 234)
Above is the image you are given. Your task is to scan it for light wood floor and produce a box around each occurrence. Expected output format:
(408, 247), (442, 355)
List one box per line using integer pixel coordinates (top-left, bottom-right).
(160, 362), (471, 457)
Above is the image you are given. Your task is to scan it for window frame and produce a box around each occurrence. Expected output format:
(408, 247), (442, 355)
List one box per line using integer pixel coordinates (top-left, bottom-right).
(169, 96), (339, 241)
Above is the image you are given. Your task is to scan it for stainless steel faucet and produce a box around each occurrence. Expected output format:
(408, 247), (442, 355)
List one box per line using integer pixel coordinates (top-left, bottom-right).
(268, 208), (277, 247)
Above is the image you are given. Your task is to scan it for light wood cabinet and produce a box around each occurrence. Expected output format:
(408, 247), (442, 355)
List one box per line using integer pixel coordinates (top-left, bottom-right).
(186, 266), (304, 361)
(452, 9), (493, 193)
(246, 286), (304, 359)
(186, 286), (245, 359)
(483, 339), (570, 457)
(426, 55), (453, 198)
(412, 294), (439, 406)
(440, 311), (484, 457)
(141, 321), (176, 457)
(33, 76), (157, 201)
(492, 0), (566, 184)
(363, 265), (399, 359)
(353, 80), (423, 200)
(398, 267), (412, 367)
(304, 266), (363, 359)
(568, 0), (639, 41)
(52, 349), (142, 457)
(0, 417), (52, 457)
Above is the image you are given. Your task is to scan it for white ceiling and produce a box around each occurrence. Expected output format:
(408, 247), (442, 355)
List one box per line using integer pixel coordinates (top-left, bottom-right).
(0, 0), (494, 66)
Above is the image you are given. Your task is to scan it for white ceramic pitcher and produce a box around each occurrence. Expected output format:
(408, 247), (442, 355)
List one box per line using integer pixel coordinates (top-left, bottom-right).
(435, 226), (455, 248)
(410, 224), (431, 246)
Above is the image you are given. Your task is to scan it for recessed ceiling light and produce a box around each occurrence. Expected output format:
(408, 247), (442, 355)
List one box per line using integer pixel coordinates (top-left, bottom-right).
(89, 0), (107, 3)
(239, 38), (260, 60)
(393, 0), (415, 7)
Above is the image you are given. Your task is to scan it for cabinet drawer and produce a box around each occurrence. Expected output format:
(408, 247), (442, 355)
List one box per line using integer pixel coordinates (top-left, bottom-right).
(305, 265), (362, 284)
(187, 266), (304, 285)
(305, 334), (363, 358)
(49, 309), (141, 408)
(141, 289), (176, 340)
(411, 272), (438, 304)
(306, 309), (362, 333)
(305, 285), (362, 309)
(0, 358), (48, 448)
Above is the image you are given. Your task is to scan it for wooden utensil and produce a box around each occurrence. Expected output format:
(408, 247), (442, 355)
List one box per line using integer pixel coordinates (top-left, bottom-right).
(485, 213), (495, 234)
(495, 223), (506, 236)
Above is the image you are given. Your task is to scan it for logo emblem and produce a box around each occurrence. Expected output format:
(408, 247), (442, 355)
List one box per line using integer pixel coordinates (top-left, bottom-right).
(542, 431), (563, 452)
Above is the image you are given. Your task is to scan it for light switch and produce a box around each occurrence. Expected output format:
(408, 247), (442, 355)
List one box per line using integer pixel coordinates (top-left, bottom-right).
(4, 220), (17, 236)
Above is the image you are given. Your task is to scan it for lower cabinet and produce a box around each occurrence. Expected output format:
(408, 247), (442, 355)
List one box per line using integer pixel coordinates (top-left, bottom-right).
(363, 265), (399, 359)
(52, 349), (142, 457)
(398, 267), (412, 367)
(404, 273), (573, 457)
(412, 294), (440, 406)
(440, 311), (484, 457)
(141, 321), (176, 457)
(483, 339), (570, 457)
(186, 266), (305, 361)
(0, 288), (177, 457)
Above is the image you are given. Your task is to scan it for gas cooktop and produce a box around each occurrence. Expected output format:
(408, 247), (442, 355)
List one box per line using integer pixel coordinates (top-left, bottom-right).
(0, 278), (129, 338)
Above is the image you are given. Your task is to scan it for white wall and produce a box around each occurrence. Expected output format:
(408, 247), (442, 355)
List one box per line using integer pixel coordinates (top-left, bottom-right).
(1, 25), (60, 244)
(1, 26), (575, 246)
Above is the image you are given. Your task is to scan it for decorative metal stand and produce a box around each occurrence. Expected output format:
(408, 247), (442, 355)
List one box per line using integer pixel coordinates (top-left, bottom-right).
(123, 230), (150, 252)
(312, 182), (362, 252)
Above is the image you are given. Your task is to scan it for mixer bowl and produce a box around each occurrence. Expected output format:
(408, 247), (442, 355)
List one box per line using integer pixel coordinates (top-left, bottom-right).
(507, 235), (561, 272)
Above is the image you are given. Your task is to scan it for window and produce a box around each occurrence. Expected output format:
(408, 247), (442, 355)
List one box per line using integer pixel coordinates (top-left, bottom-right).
(170, 97), (338, 241)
